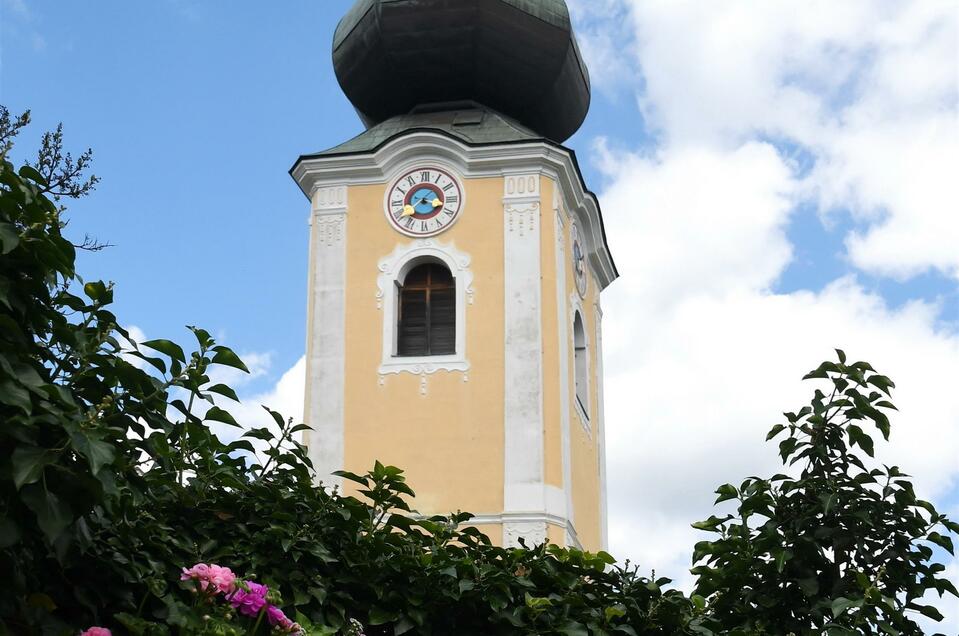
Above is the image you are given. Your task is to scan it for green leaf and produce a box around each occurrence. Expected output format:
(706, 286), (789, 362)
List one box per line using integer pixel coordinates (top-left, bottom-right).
(0, 379), (32, 413)
(206, 383), (240, 402)
(142, 339), (186, 363)
(820, 492), (838, 516)
(18, 165), (48, 185)
(910, 603), (944, 621)
(847, 424), (875, 457)
(211, 346), (249, 373)
(368, 606), (398, 625)
(774, 549), (792, 573)
(558, 624), (589, 636)
(927, 532), (954, 555)
(70, 432), (116, 475)
(605, 605), (627, 621)
(831, 596), (862, 618)
(21, 485), (72, 543)
(83, 280), (112, 303)
(12, 445), (55, 490)
(714, 484), (738, 504)
(205, 406), (241, 428)
(394, 617), (415, 635)
(0, 222), (20, 254)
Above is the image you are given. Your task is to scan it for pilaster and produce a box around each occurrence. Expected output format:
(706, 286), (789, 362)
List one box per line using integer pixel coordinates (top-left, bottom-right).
(305, 184), (348, 489)
(502, 173), (546, 546)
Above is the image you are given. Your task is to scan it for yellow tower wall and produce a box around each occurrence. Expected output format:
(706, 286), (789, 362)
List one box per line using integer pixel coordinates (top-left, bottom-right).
(296, 135), (615, 553)
(341, 177), (506, 517)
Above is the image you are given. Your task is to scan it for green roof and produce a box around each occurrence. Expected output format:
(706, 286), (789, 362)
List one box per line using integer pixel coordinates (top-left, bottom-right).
(333, 0), (571, 51)
(304, 105), (544, 158)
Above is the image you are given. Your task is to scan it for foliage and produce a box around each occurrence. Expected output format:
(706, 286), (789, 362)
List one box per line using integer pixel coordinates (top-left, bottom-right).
(1, 109), (955, 635)
(0, 109), (694, 635)
(687, 350), (959, 635)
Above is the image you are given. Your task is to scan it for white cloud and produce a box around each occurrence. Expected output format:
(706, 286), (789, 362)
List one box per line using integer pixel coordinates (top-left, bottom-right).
(600, 140), (959, 627)
(572, 4), (959, 626)
(573, 0), (959, 280)
(211, 356), (306, 463)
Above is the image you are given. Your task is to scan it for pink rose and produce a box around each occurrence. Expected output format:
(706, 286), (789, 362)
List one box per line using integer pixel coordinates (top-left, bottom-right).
(181, 563), (212, 590)
(80, 629), (111, 636)
(180, 563), (236, 595)
(206, 564), (237, 594)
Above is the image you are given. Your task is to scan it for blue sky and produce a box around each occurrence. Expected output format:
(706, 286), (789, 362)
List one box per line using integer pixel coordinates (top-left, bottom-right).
(4, 0), (958, 628)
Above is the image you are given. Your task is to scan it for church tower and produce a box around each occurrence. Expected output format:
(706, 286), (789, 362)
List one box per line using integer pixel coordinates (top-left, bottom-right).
(291, 0), (617, 551)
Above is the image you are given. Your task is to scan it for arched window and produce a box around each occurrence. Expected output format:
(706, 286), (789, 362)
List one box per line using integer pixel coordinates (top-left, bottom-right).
(397, 263), (456, 357)
(573, 311), (589, 417)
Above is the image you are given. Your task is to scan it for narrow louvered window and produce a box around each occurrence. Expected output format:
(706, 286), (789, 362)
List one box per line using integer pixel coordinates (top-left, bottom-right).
(573, 311), (589, 418)
(397, 263), (456, 357)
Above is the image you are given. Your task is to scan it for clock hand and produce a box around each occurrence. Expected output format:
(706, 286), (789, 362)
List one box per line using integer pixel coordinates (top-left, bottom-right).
(402, 205), (416, 217)
(431, 197), (443, 208)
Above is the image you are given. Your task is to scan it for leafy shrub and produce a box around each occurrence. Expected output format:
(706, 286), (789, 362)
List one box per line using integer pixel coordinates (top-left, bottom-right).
(1, 108), (954, 636)
(687, 352), (959, 636)
(0, 109), (692, 635)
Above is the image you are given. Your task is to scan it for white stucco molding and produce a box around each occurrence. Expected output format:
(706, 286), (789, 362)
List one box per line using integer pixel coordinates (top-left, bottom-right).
(305, 185), (348, 491)
(554, 195), (575, 537)
(462, 512), (583, 550)
(376, 239), (474, 383)
(291, 132), (616, 291)
(594, 298), (609, 551)
(503, 172), (547, 551)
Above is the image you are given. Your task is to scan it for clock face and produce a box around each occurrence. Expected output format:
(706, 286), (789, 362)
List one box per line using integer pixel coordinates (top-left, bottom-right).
(571, 223), (588, 297)
(384, 167), (464, 237)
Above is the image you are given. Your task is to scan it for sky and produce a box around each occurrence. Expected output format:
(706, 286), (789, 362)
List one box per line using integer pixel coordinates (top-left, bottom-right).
(3, 0), (958, 630)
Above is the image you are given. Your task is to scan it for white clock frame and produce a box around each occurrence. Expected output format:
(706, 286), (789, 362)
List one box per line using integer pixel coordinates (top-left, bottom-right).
(382, 165), (466, 238)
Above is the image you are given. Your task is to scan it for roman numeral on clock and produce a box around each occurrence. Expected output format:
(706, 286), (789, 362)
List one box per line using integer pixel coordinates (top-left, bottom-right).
(420, 171), (431, 183)
(446, 195), (458, 204)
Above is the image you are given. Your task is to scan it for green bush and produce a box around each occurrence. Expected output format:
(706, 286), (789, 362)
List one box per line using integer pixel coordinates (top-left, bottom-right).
(0, 109), (692, 635)
(1, 108), (955, 636)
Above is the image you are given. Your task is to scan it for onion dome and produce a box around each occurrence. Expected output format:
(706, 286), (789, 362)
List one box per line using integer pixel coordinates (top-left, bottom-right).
(332, 0), (591, 144)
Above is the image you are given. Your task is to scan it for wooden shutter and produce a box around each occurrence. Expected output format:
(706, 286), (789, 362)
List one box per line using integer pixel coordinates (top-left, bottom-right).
(429, 287), (455, 354)
(396, 263), (456, 357)
(398, 289), (428, 356)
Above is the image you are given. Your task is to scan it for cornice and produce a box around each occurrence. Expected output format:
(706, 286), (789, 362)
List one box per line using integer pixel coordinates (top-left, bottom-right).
(290, 132), (618, 290)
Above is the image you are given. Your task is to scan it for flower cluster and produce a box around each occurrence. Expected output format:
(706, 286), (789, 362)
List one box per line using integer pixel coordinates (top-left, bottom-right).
(180, 563), (302, 635)
(227, 580), (300, 633)
(181, 563), (238, 595)
(82, 564), (307, 635)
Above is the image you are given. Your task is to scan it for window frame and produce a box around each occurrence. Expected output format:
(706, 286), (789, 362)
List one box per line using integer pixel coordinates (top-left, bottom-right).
(377, 240), (473, 378)
(396, 262), (456, 357)
(572, 309), (590, 422)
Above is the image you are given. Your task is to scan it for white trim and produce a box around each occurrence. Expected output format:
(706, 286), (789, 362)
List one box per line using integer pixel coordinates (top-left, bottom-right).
(376, 239), (473, 381)
(503, 173), (546, 548)
(459, 512), (583, 550)
(594, 299), (609, 551)
(554, 193), (575, 544)
(304, 186), (348, 489)
(291, 133), (616, 291)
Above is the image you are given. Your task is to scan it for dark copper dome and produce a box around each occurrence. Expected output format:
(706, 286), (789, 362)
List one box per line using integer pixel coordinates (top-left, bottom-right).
(332, 0), (591, 144)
